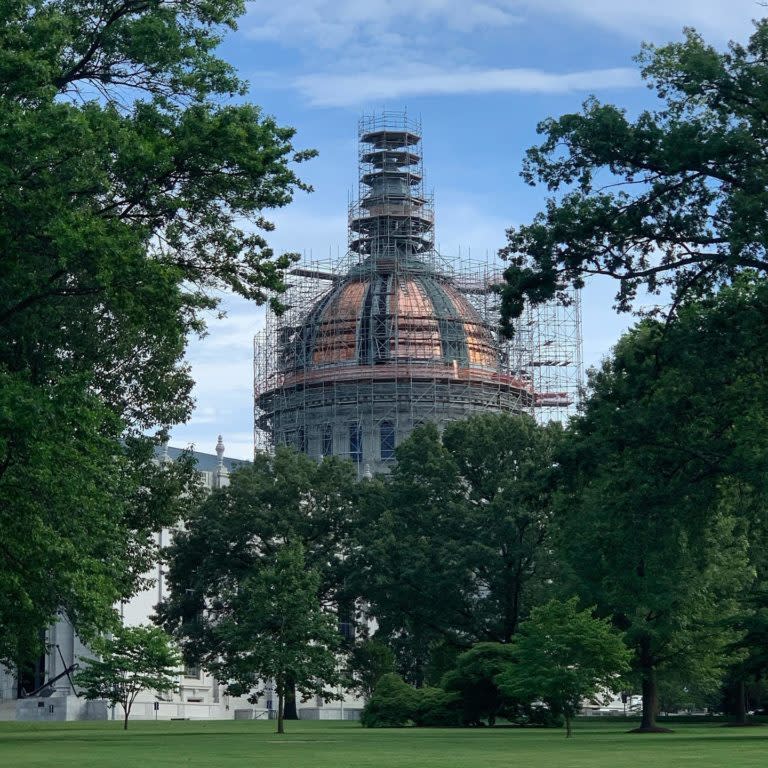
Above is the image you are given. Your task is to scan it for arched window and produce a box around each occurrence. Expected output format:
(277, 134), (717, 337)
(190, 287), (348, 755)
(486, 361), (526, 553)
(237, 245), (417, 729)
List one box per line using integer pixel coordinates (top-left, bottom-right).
(322, 424), (333, 457)
(349, 422), (362, 464)
(380, 421), (395, 460)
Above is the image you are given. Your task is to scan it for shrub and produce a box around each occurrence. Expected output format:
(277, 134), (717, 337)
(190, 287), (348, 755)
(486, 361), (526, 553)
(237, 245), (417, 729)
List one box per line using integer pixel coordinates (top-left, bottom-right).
(413, 687), (462, 727)
(360, 674), (418, 727)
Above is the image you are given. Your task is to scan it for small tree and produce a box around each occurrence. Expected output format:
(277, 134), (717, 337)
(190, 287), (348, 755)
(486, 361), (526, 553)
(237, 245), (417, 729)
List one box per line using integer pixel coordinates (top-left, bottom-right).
(497, 598), (631, 737)
(76, 625), (180, 729)
(211, 541), (342, 734)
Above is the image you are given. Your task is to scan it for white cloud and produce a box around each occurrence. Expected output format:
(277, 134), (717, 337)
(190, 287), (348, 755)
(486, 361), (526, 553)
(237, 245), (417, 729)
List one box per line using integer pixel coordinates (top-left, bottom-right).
(529, 0), (759, 43)
(294, 65), (640, 107)
(245, 0), (759, 53)
(244, 1), (522, 49)
(244, 1), (759, 107)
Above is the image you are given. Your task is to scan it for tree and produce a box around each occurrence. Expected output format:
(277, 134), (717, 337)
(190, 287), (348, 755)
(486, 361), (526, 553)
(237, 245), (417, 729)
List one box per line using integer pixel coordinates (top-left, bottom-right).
(157, 449), (358, 729)
(496, 598), (631, 737)
(722, 480), (768, 725)
(0, 0), (312, 660)
(1, 1), (312, 414)
(441, 414), (561, 642)
(440, 643), (518, 726)
(723, 596), (768, 724)
(159, 448), (358, 622)
(76, 624), (180, 730)
(352, 415), (560, 683)
(351, 427), (467, 685)
(207, 542), (342, 734)
(556, 277), (768, 731)
(497, 20), (768, 334)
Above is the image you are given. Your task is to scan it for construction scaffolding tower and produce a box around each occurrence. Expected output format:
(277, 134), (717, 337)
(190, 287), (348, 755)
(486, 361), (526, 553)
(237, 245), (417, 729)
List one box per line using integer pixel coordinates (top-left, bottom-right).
(253, 112), (582, 466)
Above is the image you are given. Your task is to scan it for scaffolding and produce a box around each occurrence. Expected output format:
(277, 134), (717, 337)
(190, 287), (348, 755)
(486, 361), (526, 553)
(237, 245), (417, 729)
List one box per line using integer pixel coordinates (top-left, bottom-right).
(253, 113), (582, 465)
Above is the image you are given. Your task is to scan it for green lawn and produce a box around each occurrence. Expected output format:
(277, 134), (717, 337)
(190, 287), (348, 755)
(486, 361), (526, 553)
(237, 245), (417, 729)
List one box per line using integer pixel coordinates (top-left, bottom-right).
(1, 719), (766, 768)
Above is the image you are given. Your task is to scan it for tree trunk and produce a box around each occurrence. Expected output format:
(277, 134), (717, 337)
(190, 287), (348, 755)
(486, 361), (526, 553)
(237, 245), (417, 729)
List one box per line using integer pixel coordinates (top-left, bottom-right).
(277, 689), (285, 734)
(283, 675), (298, 720)
(123, 709), (129, 730)
(640, 666), (658, 730)
(735, 679), (748, 725)
(629, 644), (672, 733)
(565, 713), (572, 738)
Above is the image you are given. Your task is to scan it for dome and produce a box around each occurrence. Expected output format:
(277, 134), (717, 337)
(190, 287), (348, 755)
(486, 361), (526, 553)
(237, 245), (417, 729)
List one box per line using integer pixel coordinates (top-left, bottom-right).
(255, 114), (535, 477)
(278, 257), (499, 381)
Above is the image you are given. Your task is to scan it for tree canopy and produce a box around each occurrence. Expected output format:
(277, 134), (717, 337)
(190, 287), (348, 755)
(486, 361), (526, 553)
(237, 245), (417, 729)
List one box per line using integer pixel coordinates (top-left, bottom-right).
(345, 638), (396, 700)
(0, 0), (311, 662)
(498, 20), (768, 333)
(353, 414), (561, 683)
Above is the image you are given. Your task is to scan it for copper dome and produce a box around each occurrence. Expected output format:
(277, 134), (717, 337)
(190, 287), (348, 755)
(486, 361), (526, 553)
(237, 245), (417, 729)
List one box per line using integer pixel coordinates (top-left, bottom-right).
(278, 257), (499, 378)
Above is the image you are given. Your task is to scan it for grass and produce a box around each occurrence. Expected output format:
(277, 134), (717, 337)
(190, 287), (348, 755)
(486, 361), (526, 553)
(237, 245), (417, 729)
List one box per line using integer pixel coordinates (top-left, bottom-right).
(1, 719), (767, 768)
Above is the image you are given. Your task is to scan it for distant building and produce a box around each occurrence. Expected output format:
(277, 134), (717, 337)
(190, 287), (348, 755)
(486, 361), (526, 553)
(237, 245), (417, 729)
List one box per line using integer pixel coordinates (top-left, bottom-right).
(255, 113), (581, 476)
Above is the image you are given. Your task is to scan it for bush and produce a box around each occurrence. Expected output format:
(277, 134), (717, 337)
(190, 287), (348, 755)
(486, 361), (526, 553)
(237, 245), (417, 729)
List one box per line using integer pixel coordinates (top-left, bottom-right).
(413, 687), (462, 727)
(360, 674), (418, 727)
(361, 674), (463, 728)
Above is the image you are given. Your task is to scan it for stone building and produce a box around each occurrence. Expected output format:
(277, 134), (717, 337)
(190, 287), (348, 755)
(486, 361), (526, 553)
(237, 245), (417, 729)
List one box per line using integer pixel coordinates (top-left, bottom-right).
(255, 114), (538, 476)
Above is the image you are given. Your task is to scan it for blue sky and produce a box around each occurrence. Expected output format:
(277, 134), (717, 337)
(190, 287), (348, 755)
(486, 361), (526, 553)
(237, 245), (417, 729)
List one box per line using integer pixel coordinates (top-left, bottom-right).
(170, 0), (762, 459)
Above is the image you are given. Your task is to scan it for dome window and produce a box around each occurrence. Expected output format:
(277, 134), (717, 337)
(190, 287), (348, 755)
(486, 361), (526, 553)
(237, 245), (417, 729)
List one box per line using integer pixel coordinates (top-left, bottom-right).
(349, 422), (363, 464)
(380, 421), (396, 460)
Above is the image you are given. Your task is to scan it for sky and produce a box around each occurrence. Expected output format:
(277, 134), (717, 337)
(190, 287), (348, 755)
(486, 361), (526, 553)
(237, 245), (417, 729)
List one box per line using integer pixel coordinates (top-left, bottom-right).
(169, 0), (763, 459)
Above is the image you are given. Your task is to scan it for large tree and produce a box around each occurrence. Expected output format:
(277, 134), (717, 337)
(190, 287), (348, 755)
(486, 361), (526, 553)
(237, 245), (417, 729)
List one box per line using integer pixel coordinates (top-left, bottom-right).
(353, 414), (560, 684)
(157, 448), (358, 717)
(497, 20), (768, 333)
(208, 541), (341, 735)
(0, 383), (203, 664)
(0, 1), (311, 662)
(556, 276), (768, 731)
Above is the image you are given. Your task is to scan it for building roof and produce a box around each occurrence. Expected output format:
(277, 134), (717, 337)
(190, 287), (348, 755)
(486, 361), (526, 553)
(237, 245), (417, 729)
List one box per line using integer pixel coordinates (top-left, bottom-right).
(279, 257), (499, 377)
(162, 445), (249, 473)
